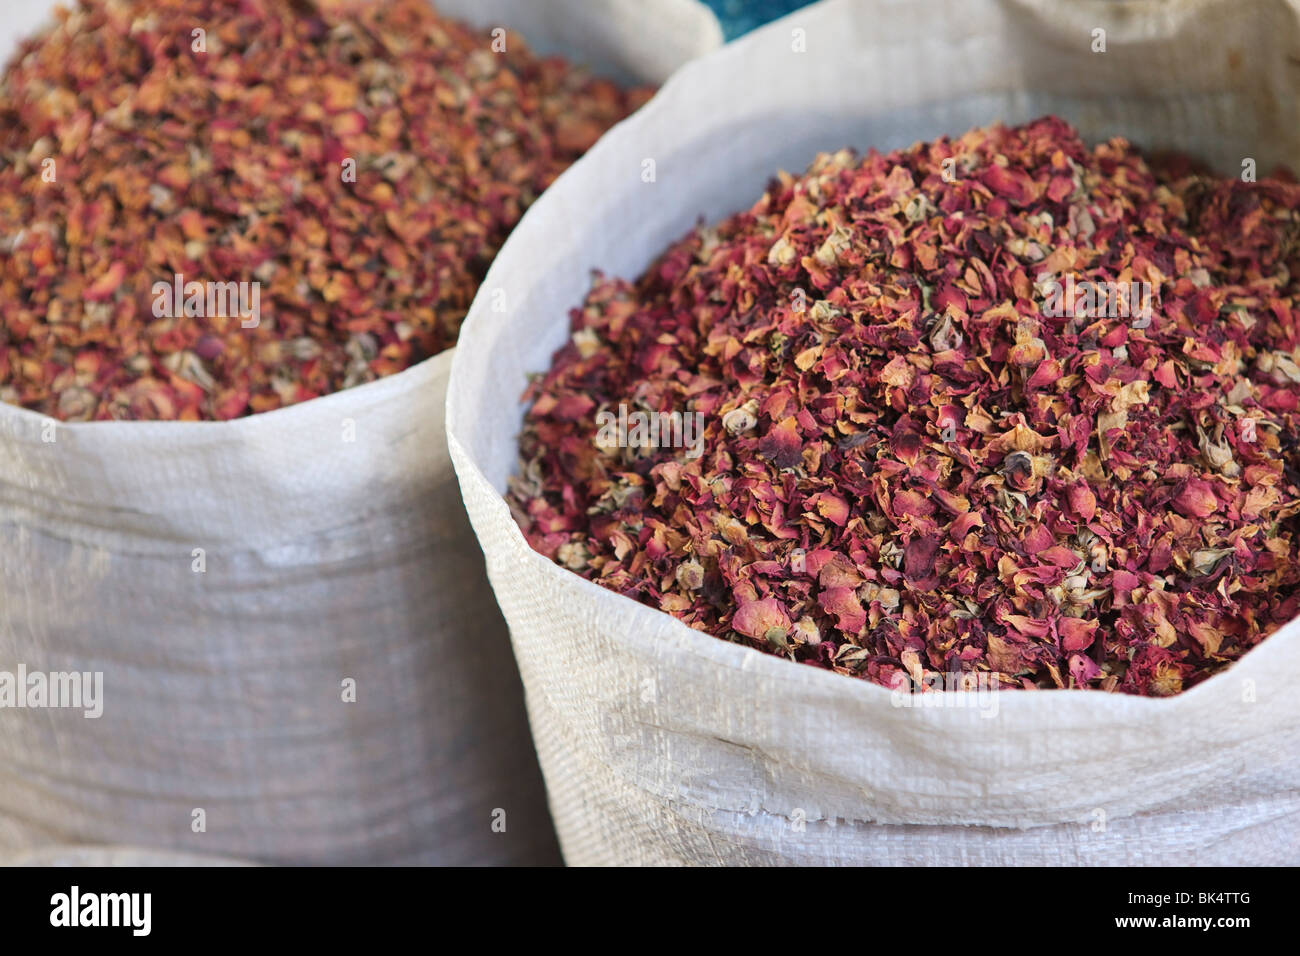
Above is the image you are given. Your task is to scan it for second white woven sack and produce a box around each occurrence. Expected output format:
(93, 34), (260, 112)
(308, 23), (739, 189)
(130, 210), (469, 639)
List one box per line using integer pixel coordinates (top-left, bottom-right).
(448, 0), (1300, 865)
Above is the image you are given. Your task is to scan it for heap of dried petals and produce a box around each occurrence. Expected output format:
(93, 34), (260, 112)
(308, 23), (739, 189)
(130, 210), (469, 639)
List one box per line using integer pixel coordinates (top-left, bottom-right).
(511, 116), (1300, 697)
(0, 0), (648, 420)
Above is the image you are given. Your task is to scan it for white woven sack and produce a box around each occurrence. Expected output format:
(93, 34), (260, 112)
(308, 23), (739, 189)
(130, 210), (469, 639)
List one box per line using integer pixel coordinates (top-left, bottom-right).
(447, 0), (1300, 865)
(0, 0), (721, 865)
(1, 844), (257, 867)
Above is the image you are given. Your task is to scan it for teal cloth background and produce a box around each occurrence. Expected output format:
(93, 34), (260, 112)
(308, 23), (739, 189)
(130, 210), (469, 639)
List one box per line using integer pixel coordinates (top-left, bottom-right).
(703, 0), (814, 38)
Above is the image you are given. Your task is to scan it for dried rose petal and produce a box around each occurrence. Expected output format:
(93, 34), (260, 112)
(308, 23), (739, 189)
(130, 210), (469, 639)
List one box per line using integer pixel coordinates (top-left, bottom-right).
(732, 598), (793, 641)
(1059, 618), (1097, 653)
(0, 0), (651, 421)
(1172, 478), (1220, 518)
(758, 416), (803, 469)
(1065, 482), (1097, 522)
(512, 115), (1300, 697)
(818, 587), (866, 634)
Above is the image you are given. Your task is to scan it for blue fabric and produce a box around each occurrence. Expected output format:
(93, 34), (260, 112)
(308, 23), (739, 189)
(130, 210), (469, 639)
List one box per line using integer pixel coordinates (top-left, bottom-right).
(702, 0), (816, 39)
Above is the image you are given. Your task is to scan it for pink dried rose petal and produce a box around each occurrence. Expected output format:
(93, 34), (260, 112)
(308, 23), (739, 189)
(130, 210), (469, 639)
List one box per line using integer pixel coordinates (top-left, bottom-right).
(1069, 653), (1102, 686)
(1065, 482), (1097, 522)
(818, 587), (866, 634)
(981, 164), (1037, 205)
(732, 598), (793, 640)
(1172, 478), (1220, 518)
(1059, 618), (1097, 653)
(806, 492), (851, 527)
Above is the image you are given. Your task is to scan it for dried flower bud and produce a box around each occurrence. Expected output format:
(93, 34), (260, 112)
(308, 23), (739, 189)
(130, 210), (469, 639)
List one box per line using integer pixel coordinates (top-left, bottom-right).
(1198, 426), (1241, 478)
(1150, 663), (1183, 697)
(1009, 318), (1047, 366)
(764, 626), (790, 650)
(572, 327), (601, 359)
(556, 541), (592, 572)
(928, 314), (963, 352)
(722, 400), (759, 435)
(813, 224), (853, 266)
(767, 235), (797, 267)
(1191, 548), (1233, 576)
(675, 559), (705, 591)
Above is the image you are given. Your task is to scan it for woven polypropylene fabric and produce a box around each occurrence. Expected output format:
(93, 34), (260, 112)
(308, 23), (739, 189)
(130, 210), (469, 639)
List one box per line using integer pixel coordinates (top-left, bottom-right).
(1, 845), (258, 866)
(0, 351), (559, 864)
(448, 0), (1300, 865)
